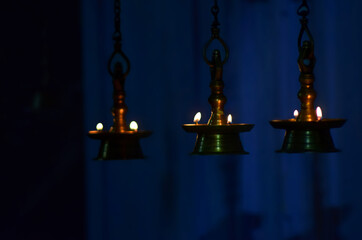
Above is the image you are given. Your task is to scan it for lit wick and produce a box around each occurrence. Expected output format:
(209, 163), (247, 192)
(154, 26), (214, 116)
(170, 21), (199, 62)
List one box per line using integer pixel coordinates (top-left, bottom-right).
(194, 112), (201, 125)
(96, 123), (103, 131)
(293, 110), (299, 119)
(316, 106), (322, 121)
(130, 121), (138, 131)
(227, 114), (232, 124)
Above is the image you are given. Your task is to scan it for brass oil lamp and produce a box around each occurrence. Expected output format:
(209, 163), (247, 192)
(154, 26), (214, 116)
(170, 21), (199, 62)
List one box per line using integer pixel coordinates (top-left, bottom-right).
(270, 0), (345, 153)
(88, 0), (151, 160)
(183, 0), (254, 155)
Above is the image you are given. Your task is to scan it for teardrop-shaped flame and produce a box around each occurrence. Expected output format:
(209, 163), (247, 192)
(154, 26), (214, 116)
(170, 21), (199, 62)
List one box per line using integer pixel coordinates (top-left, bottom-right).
(130, 121), (138, 131)
(293, 110), (299, 118)
(96, 123), (103, 131)
(316, 106), (322, 120)
(194, 112), (201, 124)
(227, 114), (232, 124)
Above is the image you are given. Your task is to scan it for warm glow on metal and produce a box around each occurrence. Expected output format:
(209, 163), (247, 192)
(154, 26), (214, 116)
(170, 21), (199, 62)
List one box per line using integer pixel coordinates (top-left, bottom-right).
(96, 123), (103, 131)
(227, 114), (232, 124)
(194, 112), (201, 124)
(293, 110), (299, 118)
(316, 107), (322, 120)
(130, 121), (138, 131)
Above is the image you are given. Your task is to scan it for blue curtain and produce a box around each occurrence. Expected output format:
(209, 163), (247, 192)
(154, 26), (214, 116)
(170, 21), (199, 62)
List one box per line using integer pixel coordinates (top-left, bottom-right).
(82, 0), (362, 239)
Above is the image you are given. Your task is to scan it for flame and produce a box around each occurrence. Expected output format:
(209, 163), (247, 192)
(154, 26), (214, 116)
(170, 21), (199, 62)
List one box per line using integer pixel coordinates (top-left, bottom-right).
(194, 112), (201, 124)
(316, 106), (322, 120)
(96, 123), (103, 131)
(130, 121), (138, 131)
(293, 110), (299, 118)
(227, 114), (232, 124)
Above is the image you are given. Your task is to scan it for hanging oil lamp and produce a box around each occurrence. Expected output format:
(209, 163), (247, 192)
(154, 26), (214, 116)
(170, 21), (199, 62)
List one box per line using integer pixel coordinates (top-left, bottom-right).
(182, 0), (254, 155)
(270, 0), (345, 153)
(88, 0), (151, 160)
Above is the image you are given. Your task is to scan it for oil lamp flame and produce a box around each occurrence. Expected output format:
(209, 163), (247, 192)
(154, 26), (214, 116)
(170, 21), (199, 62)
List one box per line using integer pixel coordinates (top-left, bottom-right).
(96, 123), (103, 131)
(227, 114), (232, 124)
(130, 121), (138, 131)
(293, 110), (299, 118)
(194, 112), (201, 124)
(316, 107), (322, 120)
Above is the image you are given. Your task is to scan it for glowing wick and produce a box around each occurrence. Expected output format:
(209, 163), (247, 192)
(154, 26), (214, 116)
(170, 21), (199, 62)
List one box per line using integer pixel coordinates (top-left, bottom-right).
(316, 106), (322, 121)
(130, 121), (138, 131)
(96, 123), (103, 131)
(194, 112), (201, 124)
(293, 110), (299, 119)
(227, 114), (232, 124)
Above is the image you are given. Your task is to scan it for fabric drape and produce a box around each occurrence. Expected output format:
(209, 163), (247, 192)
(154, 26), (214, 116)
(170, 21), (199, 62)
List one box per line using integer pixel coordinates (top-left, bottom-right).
(82, 0), (362, 239)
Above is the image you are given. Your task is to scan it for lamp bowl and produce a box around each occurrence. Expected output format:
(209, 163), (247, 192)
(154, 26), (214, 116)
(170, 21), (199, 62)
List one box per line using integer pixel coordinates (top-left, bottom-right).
(88, 130), (152, 160)
(182, 124), (254, 155)
(270, 119), (346, 153)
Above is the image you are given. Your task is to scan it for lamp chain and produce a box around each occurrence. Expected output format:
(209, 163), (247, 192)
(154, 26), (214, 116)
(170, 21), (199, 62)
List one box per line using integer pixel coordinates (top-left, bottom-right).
(107, 0), (130, 77)
(203, 0), (229, 66)
(211, 0), (220, 29)
(297, 0), (310, 18)
(297, 0), (313, 49)
(113, 0), (122, 42)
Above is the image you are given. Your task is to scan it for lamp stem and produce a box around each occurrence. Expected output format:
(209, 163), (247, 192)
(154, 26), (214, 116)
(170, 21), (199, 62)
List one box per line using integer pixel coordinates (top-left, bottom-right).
(208, 50), (227, 126)
(112, 62), (128, 132)
(296, 0), (317, 122)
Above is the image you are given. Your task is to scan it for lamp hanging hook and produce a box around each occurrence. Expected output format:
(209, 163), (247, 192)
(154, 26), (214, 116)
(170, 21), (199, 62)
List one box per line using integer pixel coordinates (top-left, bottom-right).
(107, 0), (131, 78)
(107, 49), (131, 78)
(203, 0), (229, 66)
(297, 0), (314, 51)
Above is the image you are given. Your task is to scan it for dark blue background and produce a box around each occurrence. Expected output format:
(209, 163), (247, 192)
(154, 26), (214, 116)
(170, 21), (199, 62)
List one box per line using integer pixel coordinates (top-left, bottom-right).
(2, 0), (362, 239)
(83, 0), (362, 239)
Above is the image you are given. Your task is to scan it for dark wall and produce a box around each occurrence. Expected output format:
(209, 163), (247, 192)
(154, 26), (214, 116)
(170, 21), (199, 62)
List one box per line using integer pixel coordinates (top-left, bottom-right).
(1, 1), (84, 239)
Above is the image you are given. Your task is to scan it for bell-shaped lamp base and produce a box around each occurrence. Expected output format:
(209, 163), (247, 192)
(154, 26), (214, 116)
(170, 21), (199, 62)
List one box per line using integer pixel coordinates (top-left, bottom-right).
(88, 130), (152, 160)
(280, 129), (337, 153)
(193, 133), (247, 154)
(182, 124), (254, 155)
(270, 119), (346, 153)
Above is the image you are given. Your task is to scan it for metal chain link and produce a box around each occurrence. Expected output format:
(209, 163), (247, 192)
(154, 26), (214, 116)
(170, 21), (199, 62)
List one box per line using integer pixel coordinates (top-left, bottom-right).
(203, 0), (229, 66)
(211, 0), (220, 28)
(108, 0), (130, 77)
(113, 0), (122, 41)
(297, 0), (310, 18)
(297, 0), (314, 50)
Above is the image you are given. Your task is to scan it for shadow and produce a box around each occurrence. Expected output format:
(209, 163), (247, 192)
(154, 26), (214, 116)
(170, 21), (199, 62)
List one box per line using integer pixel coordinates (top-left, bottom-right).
(200, 212), (262, 240)
(200, 157), (262, 240)
(285, 200), (349, 240)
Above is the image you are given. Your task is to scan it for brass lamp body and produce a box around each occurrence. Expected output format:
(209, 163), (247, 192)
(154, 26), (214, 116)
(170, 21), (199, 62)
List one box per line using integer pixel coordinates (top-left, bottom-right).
(270, 1), (345, 153)
(183, 50), (253, 155)
(182, 3), (254, 155)
(88, 63), (151, 160)
(88, 1), (151, 160)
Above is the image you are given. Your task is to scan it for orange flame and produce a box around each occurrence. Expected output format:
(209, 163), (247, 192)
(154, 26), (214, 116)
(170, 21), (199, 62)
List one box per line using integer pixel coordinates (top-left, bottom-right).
(293, 110), (299, 118)
(96, 123), (103, 131)
(316, 107), (322, 120)
(227, 114), (232, 124)
(130, 121), (138, 131)
(194, 112), (201, 124)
